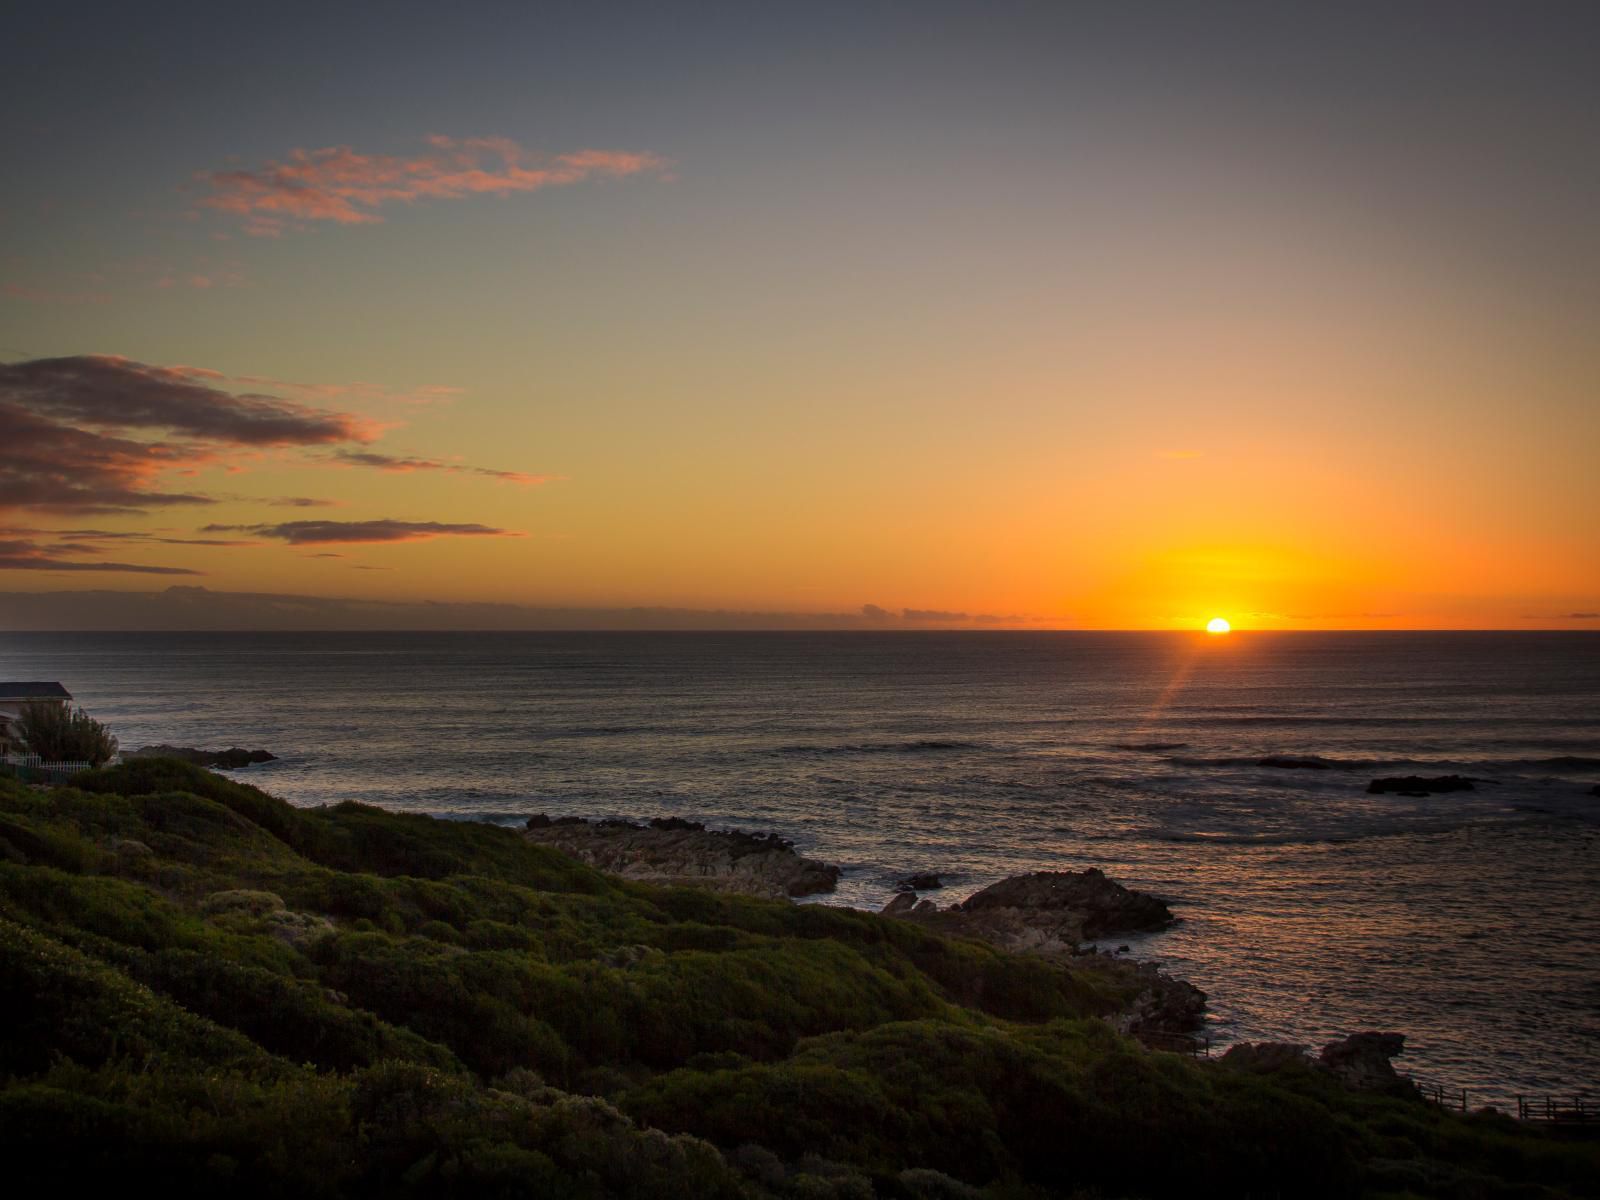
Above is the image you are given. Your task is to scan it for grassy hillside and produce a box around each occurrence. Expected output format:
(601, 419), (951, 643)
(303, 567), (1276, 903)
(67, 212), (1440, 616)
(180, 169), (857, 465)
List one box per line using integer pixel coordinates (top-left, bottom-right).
(0, 761), (1593, 1198)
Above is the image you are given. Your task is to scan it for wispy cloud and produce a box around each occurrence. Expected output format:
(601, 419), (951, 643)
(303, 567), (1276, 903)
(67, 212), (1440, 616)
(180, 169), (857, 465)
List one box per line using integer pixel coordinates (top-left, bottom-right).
(268, 495), (340, 508)
(228, 373), (462, 408)
(329, 449), (554, 485)
(197, 135), (668, 236)
(0, 537), (202, 575)
(3, 527), (259, 548)
(201, 519), (524, 545)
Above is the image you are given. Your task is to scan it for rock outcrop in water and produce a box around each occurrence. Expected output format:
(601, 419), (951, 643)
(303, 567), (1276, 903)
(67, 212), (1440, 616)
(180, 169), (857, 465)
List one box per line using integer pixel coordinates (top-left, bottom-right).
(960, 868), (1174, 938)
(877, 868), (1200, 1036)
(124, 745), (277, 769)
(1367, 775), (1475, 795)
(879, 868), (1174, 949)
(521, 814), (841, 898)
(1221, 1032), (1418, 1098)
(1317, 1031), (1417, 1096)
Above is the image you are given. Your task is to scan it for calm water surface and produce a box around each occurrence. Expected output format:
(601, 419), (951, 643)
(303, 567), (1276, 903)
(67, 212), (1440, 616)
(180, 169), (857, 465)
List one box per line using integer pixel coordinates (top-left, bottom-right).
(3, 631), (1596, 1107)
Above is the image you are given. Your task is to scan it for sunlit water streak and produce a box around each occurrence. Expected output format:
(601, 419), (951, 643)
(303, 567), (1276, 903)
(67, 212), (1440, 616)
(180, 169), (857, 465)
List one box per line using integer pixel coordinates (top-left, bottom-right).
(4, 630), (1596, 1108)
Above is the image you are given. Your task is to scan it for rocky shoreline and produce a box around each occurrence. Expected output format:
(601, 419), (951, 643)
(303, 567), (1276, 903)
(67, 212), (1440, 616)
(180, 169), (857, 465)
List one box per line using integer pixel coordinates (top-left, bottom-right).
(878, 867), (1204, 1037)
(124, 744), (277, 769)
(522, 815), (1207, 1037)
(522, 814), (842, 899)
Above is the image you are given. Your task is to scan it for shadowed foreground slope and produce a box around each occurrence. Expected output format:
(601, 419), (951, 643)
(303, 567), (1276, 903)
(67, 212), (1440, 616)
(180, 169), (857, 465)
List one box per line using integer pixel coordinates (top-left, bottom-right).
(0, 760), (1593, 1198)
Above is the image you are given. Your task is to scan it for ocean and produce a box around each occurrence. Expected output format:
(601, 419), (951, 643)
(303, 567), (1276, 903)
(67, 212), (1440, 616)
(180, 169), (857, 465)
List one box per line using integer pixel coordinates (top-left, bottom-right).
(3, 630), (1596, 1107)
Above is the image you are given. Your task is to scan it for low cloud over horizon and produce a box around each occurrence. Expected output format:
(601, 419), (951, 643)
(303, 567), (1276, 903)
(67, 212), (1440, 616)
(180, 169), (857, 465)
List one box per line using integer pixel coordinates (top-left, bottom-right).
(0, 586), (1036, 631)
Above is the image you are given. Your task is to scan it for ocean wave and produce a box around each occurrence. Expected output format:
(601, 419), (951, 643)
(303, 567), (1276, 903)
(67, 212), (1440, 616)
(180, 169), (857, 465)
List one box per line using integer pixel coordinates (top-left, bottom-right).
(1159, 753), (1600, 774)
(772, 740), (981, 756)
(1485, 755), (1600, 770)
(1154, 715), (1600, 728)
(1147, 812), (1553, 847)
(1111, 741), (1191, 751)
(1162, 754), (1373, 770)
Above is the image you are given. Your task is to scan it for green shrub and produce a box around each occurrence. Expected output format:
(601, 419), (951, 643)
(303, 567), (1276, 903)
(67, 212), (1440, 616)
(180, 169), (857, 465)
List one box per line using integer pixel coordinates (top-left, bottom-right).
(17, 702), (118, 765)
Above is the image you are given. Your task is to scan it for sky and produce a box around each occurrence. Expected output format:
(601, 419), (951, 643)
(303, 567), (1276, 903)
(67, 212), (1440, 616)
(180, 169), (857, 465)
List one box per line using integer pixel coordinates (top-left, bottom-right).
(2, 1), (1597, 630)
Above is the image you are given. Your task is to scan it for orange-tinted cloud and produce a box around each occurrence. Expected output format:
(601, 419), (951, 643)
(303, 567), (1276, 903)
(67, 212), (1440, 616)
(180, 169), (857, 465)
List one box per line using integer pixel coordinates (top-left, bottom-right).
(197, 136), (668, 235)
(202, 519), (523, 544)
(0, 402), (215, 513)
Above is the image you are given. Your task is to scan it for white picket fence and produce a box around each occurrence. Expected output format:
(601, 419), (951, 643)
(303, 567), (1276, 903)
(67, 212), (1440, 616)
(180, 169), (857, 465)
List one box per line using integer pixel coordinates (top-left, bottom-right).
(0, 752), (93, 774)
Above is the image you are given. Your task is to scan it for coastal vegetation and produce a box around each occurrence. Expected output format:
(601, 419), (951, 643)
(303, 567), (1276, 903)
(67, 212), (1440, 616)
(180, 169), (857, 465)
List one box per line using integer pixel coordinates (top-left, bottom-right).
(14, 701), (118, 765)
(1, 759), (1594, 1197)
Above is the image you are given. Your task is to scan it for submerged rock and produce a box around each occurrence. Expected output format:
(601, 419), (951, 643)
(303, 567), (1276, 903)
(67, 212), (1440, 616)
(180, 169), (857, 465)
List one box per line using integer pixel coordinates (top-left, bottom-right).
(1367, 775), (1475, 795)
(522, 815), (841, 899)
(125, 745), (276, 769)
(895, 872), (943, 892)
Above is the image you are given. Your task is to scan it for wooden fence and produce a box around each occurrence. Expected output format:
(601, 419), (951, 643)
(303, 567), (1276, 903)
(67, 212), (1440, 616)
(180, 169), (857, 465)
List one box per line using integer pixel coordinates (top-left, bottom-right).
(1416, 1080), (1597, 1124)
(1517, 1095), (1597, 1124)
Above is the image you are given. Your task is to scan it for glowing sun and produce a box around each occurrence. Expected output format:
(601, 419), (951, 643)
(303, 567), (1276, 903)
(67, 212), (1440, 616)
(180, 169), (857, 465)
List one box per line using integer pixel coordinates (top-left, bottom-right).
(1206, 617), (1231, 634)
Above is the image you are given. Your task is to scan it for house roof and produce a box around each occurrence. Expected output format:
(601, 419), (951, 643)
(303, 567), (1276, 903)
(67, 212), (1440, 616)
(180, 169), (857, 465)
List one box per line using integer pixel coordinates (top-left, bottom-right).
(0, 682), (72, 700)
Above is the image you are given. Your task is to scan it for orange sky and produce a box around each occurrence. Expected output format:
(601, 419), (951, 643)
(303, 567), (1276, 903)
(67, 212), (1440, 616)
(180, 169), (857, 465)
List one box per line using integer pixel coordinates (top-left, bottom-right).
(2, 6), (1596, 629)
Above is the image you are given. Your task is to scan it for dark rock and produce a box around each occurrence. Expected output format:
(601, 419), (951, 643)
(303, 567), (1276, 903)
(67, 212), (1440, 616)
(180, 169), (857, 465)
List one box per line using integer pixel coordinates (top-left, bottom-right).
(879, 868), (1176, 988)
(880, 892), (918, 916)
(523, 815), (842, 899)
(1257, 755), (1331, 770)
(959, 868), (1174, 938)
(1317, 1031), (1417, 1096)
(125, 745), (276, 769)
(1076, 953), (1208, 1037)
(895, 872), (943, 892)
(1220, 1042), (1311, 1073)
(1589, 784), (1600, 797)
(1367, 774), (1475, 795)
